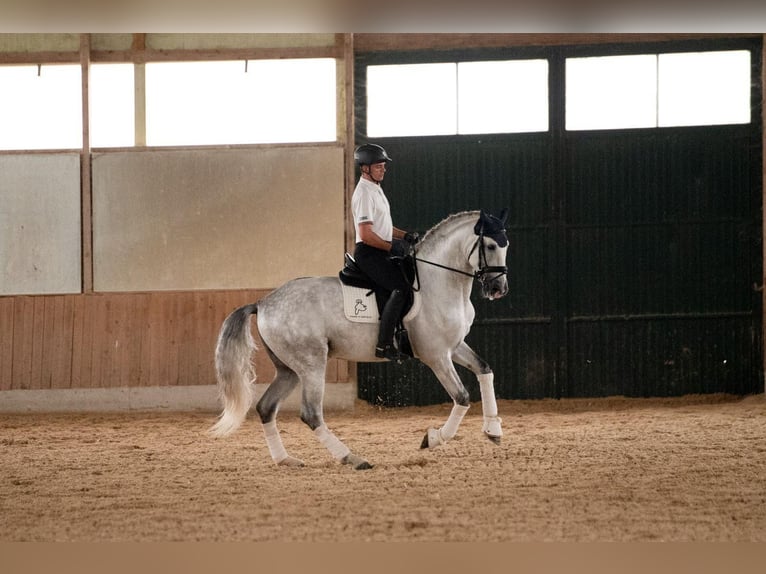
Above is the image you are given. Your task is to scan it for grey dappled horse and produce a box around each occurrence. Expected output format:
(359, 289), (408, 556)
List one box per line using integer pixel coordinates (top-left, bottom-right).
(209, 210), (509, 469)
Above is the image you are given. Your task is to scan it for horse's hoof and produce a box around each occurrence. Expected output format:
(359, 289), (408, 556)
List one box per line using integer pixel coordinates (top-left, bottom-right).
(420, 428), (443, 449)
(485, 433), (501, 446)
(342, 454), (373, 470)
(277, 456), (305, 467)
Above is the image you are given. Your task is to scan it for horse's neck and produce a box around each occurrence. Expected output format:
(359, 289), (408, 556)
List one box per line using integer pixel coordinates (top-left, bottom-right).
(419, 221), (475, 271)
(417, 223), (476, 294)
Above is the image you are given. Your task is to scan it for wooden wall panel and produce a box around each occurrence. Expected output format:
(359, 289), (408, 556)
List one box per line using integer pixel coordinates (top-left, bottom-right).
(0, 290), (350, 391)
(0, 298), (13, 389)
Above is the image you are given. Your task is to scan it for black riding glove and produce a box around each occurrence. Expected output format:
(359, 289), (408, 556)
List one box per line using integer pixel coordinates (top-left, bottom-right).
(403, 231), (420, 245)
(390, 239), (413, 258)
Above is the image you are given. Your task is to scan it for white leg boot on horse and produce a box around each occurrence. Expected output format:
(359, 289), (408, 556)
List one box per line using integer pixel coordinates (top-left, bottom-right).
(301, 374), (374, 470)
(262, 420), (305, 467)
(478, 373), (503, 444)
(421, 403), (470, 449)
(255, 354), (305, 466)
(313, 424), (373, 470)
(451, 342), (504, 445)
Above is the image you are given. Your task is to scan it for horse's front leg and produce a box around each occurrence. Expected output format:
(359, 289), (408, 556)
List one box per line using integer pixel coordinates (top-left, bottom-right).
(420, 356), (471, 449)
(452, 341), (502, 445)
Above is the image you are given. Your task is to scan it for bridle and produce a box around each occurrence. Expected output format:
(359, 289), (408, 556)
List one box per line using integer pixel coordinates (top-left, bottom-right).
(411, 232), (508, 292)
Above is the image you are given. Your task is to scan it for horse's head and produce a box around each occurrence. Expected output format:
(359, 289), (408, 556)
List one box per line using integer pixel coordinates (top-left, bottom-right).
(470, 209), (509, 301)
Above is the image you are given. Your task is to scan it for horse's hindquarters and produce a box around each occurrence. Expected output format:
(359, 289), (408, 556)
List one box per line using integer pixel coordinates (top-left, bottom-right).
(255, 277), (380, 365)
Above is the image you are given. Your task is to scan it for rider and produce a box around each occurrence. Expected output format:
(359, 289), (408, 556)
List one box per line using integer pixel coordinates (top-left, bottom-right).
(351, 143), (418, 360)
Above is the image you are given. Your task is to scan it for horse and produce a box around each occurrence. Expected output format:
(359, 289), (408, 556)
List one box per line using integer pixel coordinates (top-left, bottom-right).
(208, 209), (510, 470)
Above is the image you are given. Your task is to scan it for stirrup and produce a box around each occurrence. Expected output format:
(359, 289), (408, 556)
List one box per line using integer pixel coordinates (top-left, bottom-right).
(375, 344), (403, 361)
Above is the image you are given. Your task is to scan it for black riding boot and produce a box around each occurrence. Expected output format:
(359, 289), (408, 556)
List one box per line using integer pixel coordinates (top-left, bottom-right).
(375, 289), (406, 360)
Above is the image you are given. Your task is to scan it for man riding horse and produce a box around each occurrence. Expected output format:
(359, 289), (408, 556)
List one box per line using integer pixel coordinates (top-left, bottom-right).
(351, 143), (419, 360)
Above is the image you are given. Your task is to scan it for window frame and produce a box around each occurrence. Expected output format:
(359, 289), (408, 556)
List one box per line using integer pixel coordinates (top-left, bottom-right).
(565, 49), (753, 132)
(356, 45), (554, 141)
(356, 38), (761, 142)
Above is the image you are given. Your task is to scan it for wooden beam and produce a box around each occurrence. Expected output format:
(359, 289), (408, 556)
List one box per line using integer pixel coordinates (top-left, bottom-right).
(89, 45), (342, 63)
(80, 33), (93, 294)
(133, 35), (147, 147)
(0, 46), (342, 65)
(0, 34), (756, 65)
(0, 51), (79, 64)
(341, 33), (359, 390)
(353, 33), (758, 53)
(131, 33), (146, 52)
(342, 33), (356, 255)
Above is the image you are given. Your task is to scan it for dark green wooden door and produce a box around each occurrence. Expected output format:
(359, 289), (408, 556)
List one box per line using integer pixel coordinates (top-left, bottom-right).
(355, 39), (763, 405)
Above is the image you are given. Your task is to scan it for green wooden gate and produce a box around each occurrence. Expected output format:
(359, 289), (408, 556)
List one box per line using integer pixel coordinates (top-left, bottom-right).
(355, 38), (763, 405)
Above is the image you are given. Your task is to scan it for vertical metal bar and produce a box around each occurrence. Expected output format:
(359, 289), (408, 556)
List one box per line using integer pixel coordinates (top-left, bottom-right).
(80, 33), (93, 293)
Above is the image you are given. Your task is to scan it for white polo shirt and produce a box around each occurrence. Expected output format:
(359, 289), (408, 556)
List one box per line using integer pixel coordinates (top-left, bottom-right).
(351, 177), (393, 244)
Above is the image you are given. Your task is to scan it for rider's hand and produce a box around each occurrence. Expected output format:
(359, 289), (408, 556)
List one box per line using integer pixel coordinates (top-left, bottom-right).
(390, 239), (413, 258)
(403, 232), (420, 245)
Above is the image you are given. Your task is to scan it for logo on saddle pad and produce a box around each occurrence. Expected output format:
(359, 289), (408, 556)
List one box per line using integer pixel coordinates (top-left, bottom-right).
(340, 283), (421, 324)
(341, 285), (379, 323)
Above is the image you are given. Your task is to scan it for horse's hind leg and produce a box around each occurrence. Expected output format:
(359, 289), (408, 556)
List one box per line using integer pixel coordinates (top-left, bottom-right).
(298, 360), (373, 470)
(255, 348), (304, 467)
(452, 341), (502, 444)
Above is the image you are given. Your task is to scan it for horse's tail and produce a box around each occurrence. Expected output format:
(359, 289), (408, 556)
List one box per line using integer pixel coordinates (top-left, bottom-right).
(208, 303), (259, 437)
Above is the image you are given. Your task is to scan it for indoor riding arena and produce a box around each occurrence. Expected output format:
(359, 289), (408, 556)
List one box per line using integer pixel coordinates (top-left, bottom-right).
(2, 31), (766, 550)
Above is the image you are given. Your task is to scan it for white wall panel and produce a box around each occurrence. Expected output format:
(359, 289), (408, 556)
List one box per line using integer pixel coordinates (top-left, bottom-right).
(0, 154), (82, 295)
(92, 146), (344, 291)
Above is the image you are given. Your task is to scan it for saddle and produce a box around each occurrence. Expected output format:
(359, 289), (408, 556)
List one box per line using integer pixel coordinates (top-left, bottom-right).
(338, 253), (416, 357)
(339, 253), (416, 292)
(338, 253), (376, 290)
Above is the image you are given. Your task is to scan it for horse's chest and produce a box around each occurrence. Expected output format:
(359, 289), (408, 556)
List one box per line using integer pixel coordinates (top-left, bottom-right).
(438, 301), (475, 334)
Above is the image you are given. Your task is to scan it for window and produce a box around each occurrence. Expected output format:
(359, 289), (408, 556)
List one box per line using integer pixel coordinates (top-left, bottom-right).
(658, 51), (751, 127)
(90, 63), (135, 147)
(0, 64), (82, 150)
(145, 58), (336, 146)
(566, 55), (657, 131)
(566, 50), (751, 131)
(367, 63), (456, 137)
(366, 59), (549, 137)
(458, 60), (549, 134)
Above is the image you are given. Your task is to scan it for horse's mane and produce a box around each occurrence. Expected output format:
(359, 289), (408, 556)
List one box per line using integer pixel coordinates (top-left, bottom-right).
(419, 210), (479, 247)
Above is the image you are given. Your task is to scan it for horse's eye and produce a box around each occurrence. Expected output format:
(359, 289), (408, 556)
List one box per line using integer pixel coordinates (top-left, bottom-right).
(487, 244), (496, 251)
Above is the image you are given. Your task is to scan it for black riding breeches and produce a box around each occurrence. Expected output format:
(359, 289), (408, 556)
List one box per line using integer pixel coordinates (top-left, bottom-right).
(353, 242), (412, 302)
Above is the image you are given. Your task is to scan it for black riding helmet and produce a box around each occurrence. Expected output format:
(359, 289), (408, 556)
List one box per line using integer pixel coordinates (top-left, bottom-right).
(354, 143), (392, 166)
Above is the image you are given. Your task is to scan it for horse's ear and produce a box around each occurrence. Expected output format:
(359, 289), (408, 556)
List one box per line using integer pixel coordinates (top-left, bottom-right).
(498, 208), (509, 225)
(474, 210), (489, 235)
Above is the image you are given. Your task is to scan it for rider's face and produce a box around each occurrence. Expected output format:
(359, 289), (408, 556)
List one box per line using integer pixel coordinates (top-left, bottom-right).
(367, 162), (386, 181)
